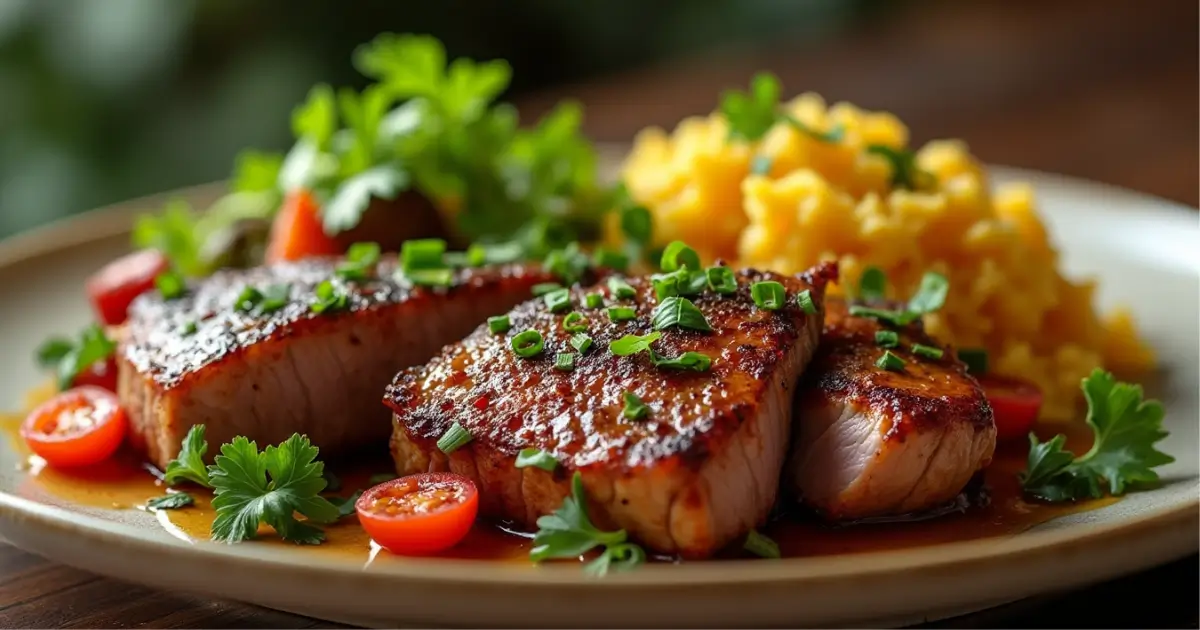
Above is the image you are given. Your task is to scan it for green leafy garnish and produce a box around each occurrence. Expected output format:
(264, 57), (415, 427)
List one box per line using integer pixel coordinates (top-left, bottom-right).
(321, 470), (343, 493)
(706, 266), (738, 294)
(335, 242), (382, 281)
(209, 433), (341, 545)
(858, 266), (887, 302)
(38, 324), (117, 391)
(876, 350), (905, 372)
(659, 240), (701, 272)
(958, 348), (988, 375)
(719, 72), (842, 144)
(310, 280), (351, 314)
(750, 281), (786, 310)
(866, 144), (933, 190)
(607, 276), (637, 300)
(437, 422), (473, 454)
(146, 493), (195, 511)
(609, 332), (662, 357)
(555, 352), (576, 372)
(234, 283), (292, 316)
(622, 391), (650, 420)
(516, 448), (559, 472)
(328, 490), (364, 519)
(651, 296), (713, 332)
(1020, 369), (1173, 502)
(163, 425), (213, 489)
(649, 350), (712, 372)
(530, 472), (645, 577)
(744, 530), (781, 559)
(155, 270), (187, 300)
(848, 270), (949, 326)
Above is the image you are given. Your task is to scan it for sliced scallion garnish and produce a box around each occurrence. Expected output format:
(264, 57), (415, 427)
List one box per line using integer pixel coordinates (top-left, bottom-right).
(562, 312), (588, 333)
(622, 391), (649, 420)
(401, 238), (447, 271)
(796, 289), (817, 315)
(650, 296), (712, 332)
(570, 333), (593, 354)
(876, 350), (905, 372)
(592, 248), (629, 273)
(750, 281), (786, 310)
(706, 266), (737, 294)
(488, 315), (511, 334)
(511, 330), (545, 358)
(744, 530), (780, 559)
(554, 352), (576, 372)
(585, 293), (604, 309)
(532, 282), (563, 297)
(607, 306), (637, 322)
(912, 343), (944, 360)
(875, 330), (899, 348)
(437, 422), (473, 454)
(659, 240), (701, 272)
(515, 448), (559, 472)
(607, 276), (636, 300)
(543, 288), (571, 314)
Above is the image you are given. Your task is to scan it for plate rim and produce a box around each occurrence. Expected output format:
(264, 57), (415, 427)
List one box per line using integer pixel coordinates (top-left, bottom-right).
(0, 165), (1196, 589)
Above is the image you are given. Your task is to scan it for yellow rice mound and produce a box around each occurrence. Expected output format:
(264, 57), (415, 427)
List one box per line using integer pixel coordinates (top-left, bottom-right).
(616, 92), (1154, 420)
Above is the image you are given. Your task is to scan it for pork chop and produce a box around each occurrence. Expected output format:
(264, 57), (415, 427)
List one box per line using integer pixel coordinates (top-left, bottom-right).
(385, 262), (837, 557)
(118, 258), (552, 470)
(785, 297), (996, 521)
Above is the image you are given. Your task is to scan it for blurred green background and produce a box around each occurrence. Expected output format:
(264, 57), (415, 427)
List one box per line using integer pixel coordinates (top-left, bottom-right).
(0, 0), (898, 239)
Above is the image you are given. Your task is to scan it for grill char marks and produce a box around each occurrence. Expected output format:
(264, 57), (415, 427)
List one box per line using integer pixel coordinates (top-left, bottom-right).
(785, 296), (997, 521)
(386, 262), (836, 557)
(118, 258), (552, 470)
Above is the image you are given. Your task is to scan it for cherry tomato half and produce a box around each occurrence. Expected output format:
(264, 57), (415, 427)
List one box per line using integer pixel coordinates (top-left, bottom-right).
(265, 189), (342, 264)
(86, 249), (169, 326)
(978, 374), (1044, 441)
(21, 386), (129, 468)
(355, 473), (479, 555)
(71, 355), (119, 392)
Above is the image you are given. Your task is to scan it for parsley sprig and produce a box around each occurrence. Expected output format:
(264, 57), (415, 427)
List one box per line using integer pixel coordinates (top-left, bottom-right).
(719, 72), (844, 144)
(1020, 369), (1173, 502)
(531, 472), (646, 576)
(35, 324), (116, 390)
(848, 270), (949, 326)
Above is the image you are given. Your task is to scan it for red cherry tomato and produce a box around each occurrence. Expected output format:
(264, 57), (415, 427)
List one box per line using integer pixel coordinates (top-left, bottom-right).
(70, 355), (119, 393)
(355, 473), (479, 555)
(86, 249), (169, 326)
(978, 374), (1044, 441)
(21, 386), (129, 468)
(265, 190), (342, 264)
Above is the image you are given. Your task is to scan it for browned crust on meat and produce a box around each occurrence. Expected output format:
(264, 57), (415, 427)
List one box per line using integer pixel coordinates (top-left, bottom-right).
(385, 262), (836, 474)
(121, 259), (551, 390)
(805, 297), (992, 441)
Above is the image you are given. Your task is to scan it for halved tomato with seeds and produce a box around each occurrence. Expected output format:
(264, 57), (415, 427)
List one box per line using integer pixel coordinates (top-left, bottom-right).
(355, 473), (479, 555)
(21, 386), (128, 467)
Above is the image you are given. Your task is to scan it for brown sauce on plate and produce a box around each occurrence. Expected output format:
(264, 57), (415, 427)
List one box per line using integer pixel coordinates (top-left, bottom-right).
(1, 382), (1112, 565)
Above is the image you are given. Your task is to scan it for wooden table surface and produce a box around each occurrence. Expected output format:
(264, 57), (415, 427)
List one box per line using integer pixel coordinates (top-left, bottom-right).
(2, 0), (1196, 628)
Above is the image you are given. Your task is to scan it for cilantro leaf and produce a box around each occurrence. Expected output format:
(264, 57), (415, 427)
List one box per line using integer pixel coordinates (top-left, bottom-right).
(163, 425), (213, 488)
(52, 324), (116, 391)
(530, 472), (644, 576)
(146, 493), (195, 511)
(1020, 369), (1174, 502)
(720, 72), (782, 142)
(322, 165), (410, 235)
(208, 433), (341, 545)
(354, 33), (447, 99)
(231, 150), (283, 193)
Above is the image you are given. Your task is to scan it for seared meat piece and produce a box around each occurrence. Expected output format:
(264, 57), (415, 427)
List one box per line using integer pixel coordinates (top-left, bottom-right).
(118, 258), (551, 470)
(385, 263), (837, 558)
(785, 297), (996, 521)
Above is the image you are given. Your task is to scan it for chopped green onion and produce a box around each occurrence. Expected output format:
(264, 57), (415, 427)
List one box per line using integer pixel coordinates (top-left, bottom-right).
(155, 270), (187, 300)
(402, 268), (455, 287)
(336, 242), (382, 280)
(912, 343), (944, 360)
(749, 154), (773, 176)
(570, 333), (593, 354)
(875, 330), (899, 348)
(585, 293), (604, 309)
(796, 289), (817, 315)
(609, 332), (662, 357)
(488, 315), (511, 334)
(620, 205), (653, 244)
(750, 281), (786, 310)
(592, 248), (629, 273)
(532, 282), (563, 297)
(957, 348), (988, 375)
(543, 288), (572, 313)
(466, 243), (487, 267)
(651, 273), (680, 300)
(236, 283), (291, 315)
(543, 242), (590, 286)
(907, 271), (950, 314)
(562, 312), (588, 333)
(310, 280), (349, 314)
(876, 350), (906, 372)
(659, 240), (701, 272)
(607, 306), (637, 322)
(650, 350), (712, 372)
(744, 530), (781, 559)
(511, 330), (545, 358)
(622, 391), (649, 420)
(181, 320), (198, 336)
(437, 422), (472, 454)
(401, 238), (447, 271)
(706, 266), (737, 294)
(607, 276), (636, 300)
(554, 352), (576, 372)
(515, 448), (558, 472)
(650, 296), (713, 332)
(677, 269), (708, 296)
(849, 305), (920, 326)
(858, 266), (887, 302)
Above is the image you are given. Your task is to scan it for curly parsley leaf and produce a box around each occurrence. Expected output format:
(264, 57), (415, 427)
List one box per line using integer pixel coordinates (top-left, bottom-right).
(209, 434), (341, 545)
(163, 425), (213, 489)
(530, 472), (644, 576)
(1020, 369), (1174, 502)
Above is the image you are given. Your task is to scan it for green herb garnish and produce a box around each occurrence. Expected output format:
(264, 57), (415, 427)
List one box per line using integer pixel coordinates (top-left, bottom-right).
(235, 283), (292, 315)
(796, 289), (817, 315)
(36, 324), (117, 391)
(912, 343), (944, 360)
(310, 280), (350, 314)
(622, 391), (650, 420)
(335, 242), (382, 281)
(866, 144), (932, 190)
(875, 330), (899, 348)
(437, 422), (473, 454)
(609, 332), (662, 357)
(585, 293), (604, 309)
(544, 242), (591, 286)
(543, 288), (572, 314)
(606, 306), (637, 322)
(876, 350), (905, 372)
(570, 333), (593, 354)
(958, 348), (988, 375)
(163, 425), (212, 488)
(651, 296), (712, 332)
(516, 448), (559, 472)
(650, 350), (712, 372)
(488, 315), (511, 334)
(750, 281), (786, 310)
(156, 270), (187, 300)
(530, 472), (645, 577)
(400, 268), (455, 288)
(706, 266), (738, 294)
(554, 353), (576, 372)
(858, 266), (887, 302)
(511, 329), (545, 358)
(849, 270), (949, 326)
(606, 276), (637, 300)
(659, 240), (701, 272)
(720, 72), (843, 144)
(146, 493), (195, 511)
(401, 238), (447, 271)
(532, 282), (564, 297)
(592, 248), (629, 273)
(562, 312), (588, 333)
(744, 530), (781, 559)
(1021, 369), (1173, 502)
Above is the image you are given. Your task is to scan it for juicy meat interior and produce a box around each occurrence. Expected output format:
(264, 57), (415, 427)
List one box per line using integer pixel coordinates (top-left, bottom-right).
(118, 258), (550, 470)
(385, 262), (837, 557)
(785, 297), (997, 521)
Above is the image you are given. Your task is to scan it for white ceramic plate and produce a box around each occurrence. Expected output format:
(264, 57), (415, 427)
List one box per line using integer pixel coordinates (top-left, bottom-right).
(0, 166), (1196, 628)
